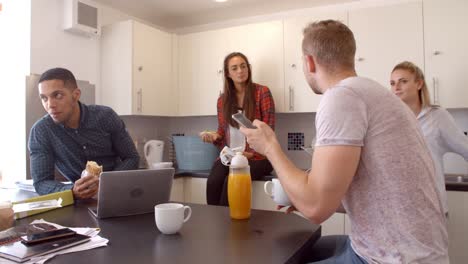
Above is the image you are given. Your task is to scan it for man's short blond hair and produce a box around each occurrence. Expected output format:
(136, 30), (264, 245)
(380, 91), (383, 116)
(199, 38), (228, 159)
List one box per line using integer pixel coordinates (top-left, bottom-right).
(302, 20), (356, 73)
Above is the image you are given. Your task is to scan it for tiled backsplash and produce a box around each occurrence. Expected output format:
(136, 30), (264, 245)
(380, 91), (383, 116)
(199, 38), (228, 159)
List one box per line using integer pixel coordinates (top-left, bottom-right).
(122, 109), (468, 174)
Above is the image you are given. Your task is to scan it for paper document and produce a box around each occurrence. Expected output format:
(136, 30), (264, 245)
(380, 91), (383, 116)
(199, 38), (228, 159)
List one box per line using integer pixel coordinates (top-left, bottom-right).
(0, 219), (108, 264)
(12, 199), (62, 213)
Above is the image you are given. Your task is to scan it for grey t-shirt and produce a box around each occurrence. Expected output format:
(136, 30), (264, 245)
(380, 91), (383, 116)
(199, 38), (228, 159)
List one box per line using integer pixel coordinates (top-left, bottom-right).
(315, 77), (448, 263)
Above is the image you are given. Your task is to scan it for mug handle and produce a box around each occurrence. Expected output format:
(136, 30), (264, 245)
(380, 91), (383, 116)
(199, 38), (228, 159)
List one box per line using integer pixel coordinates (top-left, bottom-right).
(264, 181), (273, 197)
(183, 206), (192, 223)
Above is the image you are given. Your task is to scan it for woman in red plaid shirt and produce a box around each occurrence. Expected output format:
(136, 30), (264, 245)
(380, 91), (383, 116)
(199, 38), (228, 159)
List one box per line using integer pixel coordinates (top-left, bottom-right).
(200, 52), (276, 206)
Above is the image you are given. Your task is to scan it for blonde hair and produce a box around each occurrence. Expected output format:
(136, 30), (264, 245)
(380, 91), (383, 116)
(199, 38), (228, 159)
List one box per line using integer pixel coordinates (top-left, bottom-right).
(392, 61), (432, 108)
(302, 20), (356, 73)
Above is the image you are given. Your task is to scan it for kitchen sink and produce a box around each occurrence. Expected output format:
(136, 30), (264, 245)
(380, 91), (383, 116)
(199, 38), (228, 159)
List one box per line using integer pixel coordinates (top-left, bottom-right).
(445, 175), (468, 184)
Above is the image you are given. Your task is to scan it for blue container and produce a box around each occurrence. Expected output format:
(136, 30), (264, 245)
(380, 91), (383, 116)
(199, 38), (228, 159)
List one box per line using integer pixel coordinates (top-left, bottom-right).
(172, 136), (220, 171)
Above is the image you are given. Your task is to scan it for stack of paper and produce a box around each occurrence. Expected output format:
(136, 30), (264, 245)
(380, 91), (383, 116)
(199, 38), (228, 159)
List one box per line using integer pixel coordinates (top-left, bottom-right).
(14, 180), (35, 193)
(0, 219), (108, 264)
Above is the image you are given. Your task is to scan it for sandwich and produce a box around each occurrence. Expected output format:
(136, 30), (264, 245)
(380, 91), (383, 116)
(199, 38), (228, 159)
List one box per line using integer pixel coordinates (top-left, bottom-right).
(85, 161), (103, 177)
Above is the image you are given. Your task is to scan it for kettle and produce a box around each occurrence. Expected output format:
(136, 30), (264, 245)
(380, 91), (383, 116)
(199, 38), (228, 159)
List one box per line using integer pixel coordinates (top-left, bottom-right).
(144, 140), (164, 168)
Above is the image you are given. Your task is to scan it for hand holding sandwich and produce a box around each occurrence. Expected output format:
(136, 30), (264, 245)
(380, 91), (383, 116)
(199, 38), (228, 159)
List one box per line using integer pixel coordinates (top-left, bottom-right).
(73, 161), (102, 199)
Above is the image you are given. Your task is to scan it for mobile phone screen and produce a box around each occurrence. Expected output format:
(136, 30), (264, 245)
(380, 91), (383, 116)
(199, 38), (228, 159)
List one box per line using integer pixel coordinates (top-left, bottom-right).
(232, 113), (256, 129)
(21, 228), (76, 245)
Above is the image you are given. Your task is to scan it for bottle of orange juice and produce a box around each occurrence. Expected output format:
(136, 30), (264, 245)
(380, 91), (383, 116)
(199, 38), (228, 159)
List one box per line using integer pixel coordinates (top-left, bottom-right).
(228, 152), (252, 220)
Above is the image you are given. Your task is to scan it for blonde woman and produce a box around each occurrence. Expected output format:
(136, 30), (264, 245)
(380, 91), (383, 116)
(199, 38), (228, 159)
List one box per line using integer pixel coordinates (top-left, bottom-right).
(390, 61), (468, 215)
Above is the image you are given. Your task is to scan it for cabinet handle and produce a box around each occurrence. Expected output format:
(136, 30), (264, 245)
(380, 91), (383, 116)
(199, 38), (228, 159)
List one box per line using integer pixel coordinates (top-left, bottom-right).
(291, 64), (296, 69)
(433, 51), (441, 56)
(217, 69), (223, 75)
(137, 89), (143, 113)
(356, 57), (364, 62)
(289, 86), (294, 111)
(432, 77), (439, 105)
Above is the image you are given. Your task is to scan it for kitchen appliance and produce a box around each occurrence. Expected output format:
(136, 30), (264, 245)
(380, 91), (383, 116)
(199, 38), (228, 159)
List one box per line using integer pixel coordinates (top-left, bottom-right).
(144, 140), (166, 169)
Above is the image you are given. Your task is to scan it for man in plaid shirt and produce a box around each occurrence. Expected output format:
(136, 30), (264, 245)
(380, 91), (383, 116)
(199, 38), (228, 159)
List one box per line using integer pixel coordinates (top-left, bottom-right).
(28, 68), (139, 199)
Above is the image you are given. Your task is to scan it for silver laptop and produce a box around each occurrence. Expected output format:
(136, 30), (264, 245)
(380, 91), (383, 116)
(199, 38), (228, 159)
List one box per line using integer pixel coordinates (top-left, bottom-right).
(88, 169), (174, 219)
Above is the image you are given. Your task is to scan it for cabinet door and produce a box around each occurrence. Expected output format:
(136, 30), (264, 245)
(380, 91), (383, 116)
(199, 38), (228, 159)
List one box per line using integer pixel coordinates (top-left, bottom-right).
(178, 30), (227, 116)
(349, 2), (424, 89)
(183, 178), (207, 204)
(424, 0), (468, 108)
(226, 21), (285, 112)
(284, 12), (347, 113)
(447, 191), (468, 264)
(100, 20), (133, 115)
(133, 21), (174, 116)
(170, 178), (185, 202)
(197, 29), (228, 116)
(178, 33), (200, 116)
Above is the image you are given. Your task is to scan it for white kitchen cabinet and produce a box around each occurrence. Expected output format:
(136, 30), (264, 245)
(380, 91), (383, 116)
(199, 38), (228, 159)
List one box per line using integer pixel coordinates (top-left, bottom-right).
(226, 21), (285, 112)
(423, 0), (468, 108)
(447, 191), (468, 264)
(321, 213), (345, 236)
(178, 29), (227, 116)
(178, 21), (283, 115)
(183, 177), (207, 204)
(344, 214), (351, 235)
(170, 177), (184, 202)
(349, 2), (424, 89)
(101, 20), (175, 116)
(283, 11), (347, 112)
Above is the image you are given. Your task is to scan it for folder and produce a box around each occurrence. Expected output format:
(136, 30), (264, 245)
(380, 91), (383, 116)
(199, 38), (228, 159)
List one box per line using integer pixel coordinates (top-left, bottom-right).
(12, 191), (74, 219)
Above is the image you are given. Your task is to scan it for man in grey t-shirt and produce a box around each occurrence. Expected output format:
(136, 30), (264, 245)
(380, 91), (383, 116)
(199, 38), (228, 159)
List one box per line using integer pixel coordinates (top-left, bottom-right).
(240, 20), (448, 263)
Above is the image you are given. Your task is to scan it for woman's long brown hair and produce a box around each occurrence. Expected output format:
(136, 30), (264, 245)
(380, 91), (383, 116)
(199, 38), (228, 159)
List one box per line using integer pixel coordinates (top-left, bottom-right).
(222, 52), (256, 128)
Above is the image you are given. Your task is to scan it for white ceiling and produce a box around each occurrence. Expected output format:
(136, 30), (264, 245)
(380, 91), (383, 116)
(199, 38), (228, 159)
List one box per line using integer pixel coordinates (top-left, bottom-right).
(93, 0), (356, 29)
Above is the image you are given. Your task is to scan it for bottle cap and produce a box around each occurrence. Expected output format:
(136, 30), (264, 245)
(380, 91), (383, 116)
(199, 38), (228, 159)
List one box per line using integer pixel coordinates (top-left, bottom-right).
(230, 152), (248, 168)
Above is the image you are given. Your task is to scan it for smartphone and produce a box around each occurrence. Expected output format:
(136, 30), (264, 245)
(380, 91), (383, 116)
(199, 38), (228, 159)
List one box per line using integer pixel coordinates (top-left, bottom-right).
(232, 112), (256, 129)
(21, 228), (76, 245)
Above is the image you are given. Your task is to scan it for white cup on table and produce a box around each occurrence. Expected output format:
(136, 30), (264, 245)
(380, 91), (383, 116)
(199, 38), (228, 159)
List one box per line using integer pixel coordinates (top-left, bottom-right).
(154, 203), (192, 235)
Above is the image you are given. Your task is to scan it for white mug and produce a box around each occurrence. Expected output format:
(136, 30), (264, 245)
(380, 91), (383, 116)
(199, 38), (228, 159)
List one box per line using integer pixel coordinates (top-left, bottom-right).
(154, 203), (192, 235)
(264, 178), (291, 206)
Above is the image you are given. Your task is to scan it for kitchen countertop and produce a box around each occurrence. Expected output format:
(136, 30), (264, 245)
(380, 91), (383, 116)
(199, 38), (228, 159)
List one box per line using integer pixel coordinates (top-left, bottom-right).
(174, 169), (275, 181)
(173, 171), (468, 191)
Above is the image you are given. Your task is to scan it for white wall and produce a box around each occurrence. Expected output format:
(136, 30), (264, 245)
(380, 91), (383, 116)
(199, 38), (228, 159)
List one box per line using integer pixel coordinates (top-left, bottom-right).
(29, 0), (138, 104)
(0, 0), (31, 184)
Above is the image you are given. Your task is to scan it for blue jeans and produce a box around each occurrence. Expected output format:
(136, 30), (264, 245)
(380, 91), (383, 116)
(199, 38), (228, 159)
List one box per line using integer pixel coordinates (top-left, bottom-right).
(306, 235), (367, 264)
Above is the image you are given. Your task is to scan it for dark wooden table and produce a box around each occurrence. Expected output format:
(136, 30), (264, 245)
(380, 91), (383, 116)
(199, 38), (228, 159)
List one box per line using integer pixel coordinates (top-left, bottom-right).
(5, 189), (321, 264)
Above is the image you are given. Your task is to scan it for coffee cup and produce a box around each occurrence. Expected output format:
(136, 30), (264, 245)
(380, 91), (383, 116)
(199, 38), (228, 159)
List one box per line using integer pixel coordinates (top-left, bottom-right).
(264, 178), (291, 206)
(154, 203), (192, 235)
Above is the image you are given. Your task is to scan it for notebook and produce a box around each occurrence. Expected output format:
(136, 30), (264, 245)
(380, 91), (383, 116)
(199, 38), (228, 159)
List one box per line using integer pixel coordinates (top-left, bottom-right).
(0, 233), (90, 263)
(89, 168), (174, 219)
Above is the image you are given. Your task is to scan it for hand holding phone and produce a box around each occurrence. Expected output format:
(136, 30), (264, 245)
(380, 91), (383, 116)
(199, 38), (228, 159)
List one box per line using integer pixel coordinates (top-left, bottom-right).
(21, 228), (76, 245)
(232, 113), (256, 129)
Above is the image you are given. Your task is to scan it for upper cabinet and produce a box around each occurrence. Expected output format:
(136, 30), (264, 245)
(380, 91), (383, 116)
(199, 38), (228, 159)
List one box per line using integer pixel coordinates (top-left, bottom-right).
(101, 20), (175, 116)
(283, 11), (347, 113)
(178, 21), (283, 116)
(178, 29), (228, 116)
(349, 2), (424, 89)
(423, 0), (468, 108)
(226, 21), (285, 112)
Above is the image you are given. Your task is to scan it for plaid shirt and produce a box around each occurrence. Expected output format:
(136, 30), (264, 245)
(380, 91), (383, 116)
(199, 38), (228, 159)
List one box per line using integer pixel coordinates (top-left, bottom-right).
(214, 83), (275, 160)
(28, 102), (140, 195)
